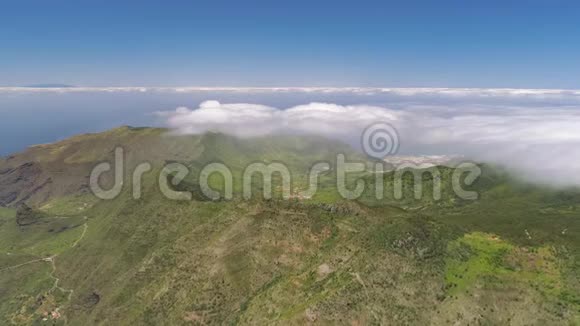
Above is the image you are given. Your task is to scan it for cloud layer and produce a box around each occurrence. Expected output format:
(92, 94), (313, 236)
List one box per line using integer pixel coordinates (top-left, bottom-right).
(157, 93), (580, 186)
(4, 86), (580, 98)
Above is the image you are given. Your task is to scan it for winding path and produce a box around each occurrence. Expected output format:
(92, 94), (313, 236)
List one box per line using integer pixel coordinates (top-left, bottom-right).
(0, 257), (52, 272)
(0, 220), (89, 303)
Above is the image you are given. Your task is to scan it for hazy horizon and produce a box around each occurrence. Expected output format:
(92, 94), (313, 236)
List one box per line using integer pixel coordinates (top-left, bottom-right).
(2, 86), (580, 186)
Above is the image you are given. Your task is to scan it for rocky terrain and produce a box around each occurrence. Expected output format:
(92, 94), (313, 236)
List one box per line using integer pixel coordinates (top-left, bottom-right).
(0, 127), (578, 325)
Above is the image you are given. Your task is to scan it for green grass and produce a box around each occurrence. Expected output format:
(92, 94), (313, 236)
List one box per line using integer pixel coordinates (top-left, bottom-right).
(0, 215), (87, 257)
(39, 194), (98, 216)
(445, 232), (513, 294)
(0, 207), (16, 219)
(1, 128), (580, 324)
(444, 232), (564, 296)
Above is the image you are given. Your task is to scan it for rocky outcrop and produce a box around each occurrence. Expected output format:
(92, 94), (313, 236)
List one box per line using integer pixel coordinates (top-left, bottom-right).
(15, 204), (44, 226)
(0, 162), (42, 206)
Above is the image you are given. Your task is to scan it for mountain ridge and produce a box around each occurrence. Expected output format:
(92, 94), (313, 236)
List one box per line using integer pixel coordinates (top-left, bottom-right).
(0, 127), (578, 324)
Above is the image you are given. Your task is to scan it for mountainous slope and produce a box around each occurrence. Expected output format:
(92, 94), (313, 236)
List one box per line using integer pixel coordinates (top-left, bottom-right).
(0, 126), (360, 207)
(0, 127), (579, 325)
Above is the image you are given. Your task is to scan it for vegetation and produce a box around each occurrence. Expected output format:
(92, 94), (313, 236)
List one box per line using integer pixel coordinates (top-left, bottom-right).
(0, 127), (579, 324)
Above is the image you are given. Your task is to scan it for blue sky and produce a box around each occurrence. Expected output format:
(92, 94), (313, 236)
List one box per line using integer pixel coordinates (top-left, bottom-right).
(1, 0), (580, 88)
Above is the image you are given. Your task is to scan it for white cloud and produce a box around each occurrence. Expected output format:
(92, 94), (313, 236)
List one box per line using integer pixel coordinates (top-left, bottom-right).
(2, 86), (580, 99)
(2, 86), (578, 185)
(159, 100), (405, 138)
(157, 98), (580, 186)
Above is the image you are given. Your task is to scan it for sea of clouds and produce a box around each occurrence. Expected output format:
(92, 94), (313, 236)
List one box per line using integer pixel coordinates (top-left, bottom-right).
(151, 88), (580, 186)
(2, 86), (580, 186)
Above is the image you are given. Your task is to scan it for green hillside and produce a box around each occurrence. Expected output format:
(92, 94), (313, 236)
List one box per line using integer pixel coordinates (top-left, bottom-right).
(0, 127), (579, 325)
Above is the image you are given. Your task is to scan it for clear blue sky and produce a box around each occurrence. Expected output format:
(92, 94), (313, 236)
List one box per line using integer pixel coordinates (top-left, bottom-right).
(1, 0), (579, 88)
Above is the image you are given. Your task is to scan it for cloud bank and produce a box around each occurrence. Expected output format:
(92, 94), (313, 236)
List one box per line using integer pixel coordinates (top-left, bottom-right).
(157, 93), (580, 186)
(3, 86), (580, 99)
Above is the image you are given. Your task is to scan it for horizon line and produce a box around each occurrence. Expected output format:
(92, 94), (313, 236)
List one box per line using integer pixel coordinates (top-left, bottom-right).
(2, 86), (580, 95)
